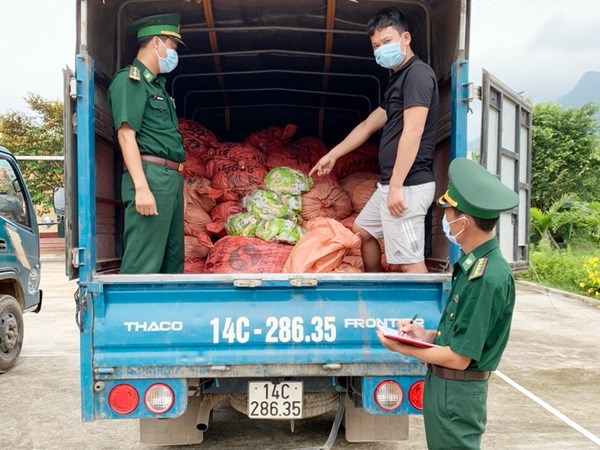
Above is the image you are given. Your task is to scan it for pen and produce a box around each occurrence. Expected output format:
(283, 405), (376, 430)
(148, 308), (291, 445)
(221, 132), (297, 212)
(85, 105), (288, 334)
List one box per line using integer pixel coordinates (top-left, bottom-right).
(400, 314), (419, 336)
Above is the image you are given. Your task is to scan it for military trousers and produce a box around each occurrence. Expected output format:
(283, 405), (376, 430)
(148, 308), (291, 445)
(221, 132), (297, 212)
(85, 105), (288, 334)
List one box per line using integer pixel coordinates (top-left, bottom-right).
(120, 162), (184, 274)
(423, 370), (488, 450)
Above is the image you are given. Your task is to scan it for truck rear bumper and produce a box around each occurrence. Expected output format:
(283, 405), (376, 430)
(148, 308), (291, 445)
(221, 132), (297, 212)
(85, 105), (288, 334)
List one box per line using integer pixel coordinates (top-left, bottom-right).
(93, 362), (427, 380)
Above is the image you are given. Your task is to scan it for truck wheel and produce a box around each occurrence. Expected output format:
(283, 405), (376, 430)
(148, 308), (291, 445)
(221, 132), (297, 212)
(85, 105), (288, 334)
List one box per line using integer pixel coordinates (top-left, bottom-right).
(0, 295), (24, 374)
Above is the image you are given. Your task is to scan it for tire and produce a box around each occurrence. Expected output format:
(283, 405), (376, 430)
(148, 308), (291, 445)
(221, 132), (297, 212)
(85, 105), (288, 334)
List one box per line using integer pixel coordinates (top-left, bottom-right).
(0, 295), (24, 374)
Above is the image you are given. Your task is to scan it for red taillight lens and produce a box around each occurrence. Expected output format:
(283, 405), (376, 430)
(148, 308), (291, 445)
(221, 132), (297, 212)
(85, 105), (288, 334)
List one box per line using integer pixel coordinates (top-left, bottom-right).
(144, 383), (175, 414)
(108, 384), (139, 415)
(374, 380), (403, 411)
(408, 380), (425, 411)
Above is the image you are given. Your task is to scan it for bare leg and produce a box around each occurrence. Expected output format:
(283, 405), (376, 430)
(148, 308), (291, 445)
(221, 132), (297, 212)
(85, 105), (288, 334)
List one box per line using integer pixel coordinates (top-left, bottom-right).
(398, 261), (429, 273)
(353, 224), (381, 272)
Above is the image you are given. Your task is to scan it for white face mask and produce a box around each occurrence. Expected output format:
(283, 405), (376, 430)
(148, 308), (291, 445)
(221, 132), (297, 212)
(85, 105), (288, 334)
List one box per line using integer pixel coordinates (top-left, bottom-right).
(442, 214), (467, 246)
(155, 39), (178, 73)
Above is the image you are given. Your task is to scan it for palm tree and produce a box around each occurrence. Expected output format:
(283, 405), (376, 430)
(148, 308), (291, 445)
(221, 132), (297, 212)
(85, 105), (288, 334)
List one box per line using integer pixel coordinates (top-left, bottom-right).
(530, 193), (580, 248)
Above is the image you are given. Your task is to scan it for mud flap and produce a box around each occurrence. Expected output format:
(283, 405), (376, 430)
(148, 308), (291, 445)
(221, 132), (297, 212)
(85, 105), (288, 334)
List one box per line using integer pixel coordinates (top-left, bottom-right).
(139, 395), (203, 445)
(343, 394), (409, 442)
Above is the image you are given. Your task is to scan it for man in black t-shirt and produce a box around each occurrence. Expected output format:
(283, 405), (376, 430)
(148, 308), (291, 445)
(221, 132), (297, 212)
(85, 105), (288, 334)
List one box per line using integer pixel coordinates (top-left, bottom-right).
(309, 7), (439, 273)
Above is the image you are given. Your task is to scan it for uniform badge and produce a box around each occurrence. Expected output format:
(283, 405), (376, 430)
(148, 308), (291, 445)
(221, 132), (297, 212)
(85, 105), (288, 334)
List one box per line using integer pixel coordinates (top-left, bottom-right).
(468, 258), (488, 280)
(460, 252), (477, 272)
(128, 66), (141, 81)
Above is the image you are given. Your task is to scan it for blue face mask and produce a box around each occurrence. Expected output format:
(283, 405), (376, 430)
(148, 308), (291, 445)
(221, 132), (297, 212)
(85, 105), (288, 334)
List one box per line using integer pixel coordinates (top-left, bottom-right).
(156, 39), (178, 74)
(442, 215), (466, 246)
(374, 38), (406, 69)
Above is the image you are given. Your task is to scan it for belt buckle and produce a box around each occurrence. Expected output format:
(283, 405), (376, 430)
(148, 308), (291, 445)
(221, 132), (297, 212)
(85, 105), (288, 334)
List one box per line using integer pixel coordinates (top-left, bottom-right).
(177, 162), (184, 172)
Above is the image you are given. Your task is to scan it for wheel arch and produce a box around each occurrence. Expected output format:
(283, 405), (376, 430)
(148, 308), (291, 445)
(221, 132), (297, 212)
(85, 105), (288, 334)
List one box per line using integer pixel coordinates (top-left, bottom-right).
(0, 273), (25, 309)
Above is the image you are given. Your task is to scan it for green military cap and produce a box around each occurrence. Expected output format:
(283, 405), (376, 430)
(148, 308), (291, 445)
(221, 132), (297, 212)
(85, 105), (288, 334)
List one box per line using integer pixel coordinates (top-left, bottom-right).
(437, 158), (519, 219)
(129, 13), (186, 47)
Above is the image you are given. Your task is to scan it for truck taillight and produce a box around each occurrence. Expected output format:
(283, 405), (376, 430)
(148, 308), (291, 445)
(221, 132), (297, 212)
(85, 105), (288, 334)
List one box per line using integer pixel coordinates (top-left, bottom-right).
(374, 380), (403, 411)
(108, 384), (139, 415)
(408, 380), (425, 411)
(144, 383), (174, 414)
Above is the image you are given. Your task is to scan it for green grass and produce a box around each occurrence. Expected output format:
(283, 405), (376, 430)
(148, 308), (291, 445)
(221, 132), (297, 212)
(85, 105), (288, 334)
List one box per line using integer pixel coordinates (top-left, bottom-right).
(519, 239), (600, 298)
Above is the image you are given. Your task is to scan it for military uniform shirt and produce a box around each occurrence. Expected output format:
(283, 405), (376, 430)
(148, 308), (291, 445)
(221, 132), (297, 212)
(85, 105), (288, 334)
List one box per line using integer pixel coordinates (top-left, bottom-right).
(108, 58), (185, 163)
(434, 238), (515, 371)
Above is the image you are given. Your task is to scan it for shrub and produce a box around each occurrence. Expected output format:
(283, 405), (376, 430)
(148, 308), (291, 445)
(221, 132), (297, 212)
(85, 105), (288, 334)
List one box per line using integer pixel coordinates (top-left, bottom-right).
(520, 242), (599, 298)
(579, 257), (600, 299)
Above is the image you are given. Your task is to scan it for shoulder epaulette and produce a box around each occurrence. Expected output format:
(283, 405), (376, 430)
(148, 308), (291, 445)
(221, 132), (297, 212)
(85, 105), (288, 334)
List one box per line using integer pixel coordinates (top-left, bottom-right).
(128, 66), (141, 81)
(468, 257), (488, 281)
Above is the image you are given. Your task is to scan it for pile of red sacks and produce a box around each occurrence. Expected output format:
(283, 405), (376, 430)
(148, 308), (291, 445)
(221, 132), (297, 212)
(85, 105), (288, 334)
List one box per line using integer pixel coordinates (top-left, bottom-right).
(178, 118), (385, 274)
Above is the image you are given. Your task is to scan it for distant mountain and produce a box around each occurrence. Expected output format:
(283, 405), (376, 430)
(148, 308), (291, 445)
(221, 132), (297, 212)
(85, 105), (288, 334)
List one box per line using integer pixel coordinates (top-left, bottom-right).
(556, 71), (600, 108)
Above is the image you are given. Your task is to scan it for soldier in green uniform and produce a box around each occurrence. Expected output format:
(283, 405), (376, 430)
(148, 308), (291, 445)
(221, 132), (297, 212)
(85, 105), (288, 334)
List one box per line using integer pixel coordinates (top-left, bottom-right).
(108, 14), (186, 274)
(377, 157), (520, 449)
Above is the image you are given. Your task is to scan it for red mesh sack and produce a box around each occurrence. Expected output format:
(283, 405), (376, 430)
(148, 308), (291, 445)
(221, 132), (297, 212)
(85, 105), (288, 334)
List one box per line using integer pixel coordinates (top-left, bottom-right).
(311, 171), (339, 186)
(206, 201), (244, 236)
(204, 236), (294, 274)
(340, 172), (379, 213)
(283, 218), (362, 273)
(183, 177), (216, 213)
(178, 119), (218, 147)
(181, 152), (209, 179)
(184, 203), (212, 236)
(184, 234), (210, 259)
(184, 258), (206, 274)
(211, 201), (244, 222)
(244, 124), (298, 153)
(210, 164), (268, 202)
(182, 134), (212, 157)
(206, 157), (267, 180)
(266, 145), (312, 175)
(204, 142), (267, 167)
(292, 136), (329, 165)
(340, 213), (358, 231)
(301, 183), (353, 221)
(335, 142), (380, 179)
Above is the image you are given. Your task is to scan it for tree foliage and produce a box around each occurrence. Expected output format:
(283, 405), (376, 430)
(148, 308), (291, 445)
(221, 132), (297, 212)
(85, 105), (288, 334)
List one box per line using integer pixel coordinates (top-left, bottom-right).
(531, 102), (600, 210)
(0, 93), (64, 213)
(531, 194), (600, 248)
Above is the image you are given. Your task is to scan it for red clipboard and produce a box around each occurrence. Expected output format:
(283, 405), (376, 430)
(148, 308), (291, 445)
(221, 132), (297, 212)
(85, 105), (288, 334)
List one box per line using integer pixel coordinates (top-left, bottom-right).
(378, 325), (440, 349)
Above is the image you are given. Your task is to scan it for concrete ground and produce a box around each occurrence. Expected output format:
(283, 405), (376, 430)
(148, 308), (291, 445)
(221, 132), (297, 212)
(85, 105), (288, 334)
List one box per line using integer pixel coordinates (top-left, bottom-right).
(1, 259), (599, 449)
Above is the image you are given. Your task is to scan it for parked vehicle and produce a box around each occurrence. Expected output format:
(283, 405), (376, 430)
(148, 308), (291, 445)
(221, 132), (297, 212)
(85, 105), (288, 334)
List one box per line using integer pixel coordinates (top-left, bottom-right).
(0, 146), (42, 373)
(65, 0), (530, 444)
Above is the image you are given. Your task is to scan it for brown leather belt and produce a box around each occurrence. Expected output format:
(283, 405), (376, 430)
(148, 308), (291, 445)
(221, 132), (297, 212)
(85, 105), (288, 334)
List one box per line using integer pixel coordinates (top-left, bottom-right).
(428, 364), (491, 381)
(141, 154), (184, 172)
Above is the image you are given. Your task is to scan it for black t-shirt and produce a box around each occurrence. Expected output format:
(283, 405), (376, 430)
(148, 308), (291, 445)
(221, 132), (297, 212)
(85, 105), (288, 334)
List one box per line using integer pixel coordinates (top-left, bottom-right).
(378, 55), (439, 185)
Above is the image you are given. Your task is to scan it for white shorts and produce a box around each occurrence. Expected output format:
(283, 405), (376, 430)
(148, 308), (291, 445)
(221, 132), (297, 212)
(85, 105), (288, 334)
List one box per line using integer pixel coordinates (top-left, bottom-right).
(355, 182), (435, 264)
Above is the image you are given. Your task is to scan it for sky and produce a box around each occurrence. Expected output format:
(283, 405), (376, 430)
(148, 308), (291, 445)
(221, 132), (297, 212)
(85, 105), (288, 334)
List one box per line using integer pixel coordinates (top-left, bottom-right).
(1, 0), (599, 140)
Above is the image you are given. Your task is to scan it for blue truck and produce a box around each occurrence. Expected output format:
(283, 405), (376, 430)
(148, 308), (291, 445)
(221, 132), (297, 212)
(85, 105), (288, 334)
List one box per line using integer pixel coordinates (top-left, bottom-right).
(0, 146), (42, 373)
(65, 0), (531, 445)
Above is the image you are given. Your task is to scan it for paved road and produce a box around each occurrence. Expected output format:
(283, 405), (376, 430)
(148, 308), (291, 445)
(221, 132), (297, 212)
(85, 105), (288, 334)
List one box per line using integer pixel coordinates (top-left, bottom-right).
(1, 260), (600, 449)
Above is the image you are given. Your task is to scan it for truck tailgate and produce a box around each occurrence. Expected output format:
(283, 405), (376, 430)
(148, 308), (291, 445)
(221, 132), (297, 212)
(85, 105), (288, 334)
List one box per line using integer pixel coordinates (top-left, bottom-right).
(91, 273), (449, 376)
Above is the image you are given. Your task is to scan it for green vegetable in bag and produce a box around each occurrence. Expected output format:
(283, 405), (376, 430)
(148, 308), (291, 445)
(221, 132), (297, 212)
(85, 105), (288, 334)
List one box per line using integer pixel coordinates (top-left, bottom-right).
(243, 189), (293, 219)
(255, 218), (305, 244)
(278, 193), (302, 213)
(264, 167), (313, 195)
(225, 212), (258, 237)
